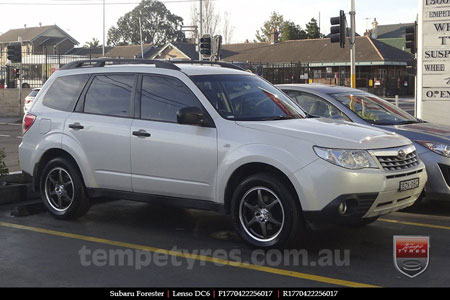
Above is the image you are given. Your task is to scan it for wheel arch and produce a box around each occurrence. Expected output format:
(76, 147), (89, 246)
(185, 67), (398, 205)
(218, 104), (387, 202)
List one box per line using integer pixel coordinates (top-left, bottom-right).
(223, 162), (302, 214)
(33, 148), (85, 191)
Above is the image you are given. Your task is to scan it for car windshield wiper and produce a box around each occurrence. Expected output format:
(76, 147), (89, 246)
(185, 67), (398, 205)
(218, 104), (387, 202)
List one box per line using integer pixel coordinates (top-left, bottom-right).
(396, 120), (421, 125)
(259, 115), (299, 121)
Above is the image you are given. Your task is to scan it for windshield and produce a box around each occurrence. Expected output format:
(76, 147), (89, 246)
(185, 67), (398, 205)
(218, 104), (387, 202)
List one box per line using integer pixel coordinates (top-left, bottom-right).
(331, 93), (419, 125)
(191, 74), (305, 121)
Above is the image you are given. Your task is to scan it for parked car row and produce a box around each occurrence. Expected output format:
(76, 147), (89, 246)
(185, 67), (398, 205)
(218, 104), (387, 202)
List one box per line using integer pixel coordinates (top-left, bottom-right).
(18, 60), (447, 248)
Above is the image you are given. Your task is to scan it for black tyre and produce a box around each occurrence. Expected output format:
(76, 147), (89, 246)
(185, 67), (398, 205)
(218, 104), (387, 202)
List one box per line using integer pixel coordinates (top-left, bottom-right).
(231, 173), (304, 248)
(40, 157), (90, 219)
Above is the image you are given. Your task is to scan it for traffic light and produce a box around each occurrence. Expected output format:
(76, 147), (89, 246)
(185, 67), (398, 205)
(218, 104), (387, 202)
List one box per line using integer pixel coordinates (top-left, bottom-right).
(200, 35), (212, 58)
(7, 42), (22, 63)
(330, 10), (347, 48)
(405, 23), (417, 54)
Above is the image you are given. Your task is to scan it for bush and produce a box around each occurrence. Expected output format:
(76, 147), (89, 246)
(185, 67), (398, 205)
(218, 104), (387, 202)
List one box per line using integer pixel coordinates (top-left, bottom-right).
(0, 148), (9, 179)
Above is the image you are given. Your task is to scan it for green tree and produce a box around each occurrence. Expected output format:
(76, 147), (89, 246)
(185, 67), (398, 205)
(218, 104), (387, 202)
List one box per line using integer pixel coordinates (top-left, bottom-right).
(281, 21), (307, 41)
(305, 18), (323, 39)
(107, 0), (184, 47)
(255, 11), (284, 42)
(84, 38), (100, 48)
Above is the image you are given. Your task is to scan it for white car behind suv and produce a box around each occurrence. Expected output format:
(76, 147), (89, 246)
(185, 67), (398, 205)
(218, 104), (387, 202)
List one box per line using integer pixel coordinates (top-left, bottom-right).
(19, 59), (427, 248)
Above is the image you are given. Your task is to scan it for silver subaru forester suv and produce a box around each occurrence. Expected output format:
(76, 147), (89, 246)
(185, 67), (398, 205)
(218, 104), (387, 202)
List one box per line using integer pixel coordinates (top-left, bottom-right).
(19, 59), (427, 248)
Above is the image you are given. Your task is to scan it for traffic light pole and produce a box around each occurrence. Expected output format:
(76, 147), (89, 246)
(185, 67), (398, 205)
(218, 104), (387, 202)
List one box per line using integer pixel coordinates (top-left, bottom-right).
(350, 0), (356, 89)
(199, 0), (203, 61)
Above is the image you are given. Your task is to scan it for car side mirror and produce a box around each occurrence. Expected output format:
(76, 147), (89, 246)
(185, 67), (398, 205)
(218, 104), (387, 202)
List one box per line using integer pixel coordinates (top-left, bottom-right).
(177, 106), (213, 127)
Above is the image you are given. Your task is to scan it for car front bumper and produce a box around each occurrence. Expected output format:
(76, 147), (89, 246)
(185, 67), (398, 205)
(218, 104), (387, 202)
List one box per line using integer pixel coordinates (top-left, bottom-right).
(290, 158), (428, 223)
(419, 150), (450, 201)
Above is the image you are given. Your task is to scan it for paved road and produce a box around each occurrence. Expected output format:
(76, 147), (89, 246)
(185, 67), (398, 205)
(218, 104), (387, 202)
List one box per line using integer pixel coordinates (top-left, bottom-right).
(0, 199), (449, 287)
(0, 121), (22, 173)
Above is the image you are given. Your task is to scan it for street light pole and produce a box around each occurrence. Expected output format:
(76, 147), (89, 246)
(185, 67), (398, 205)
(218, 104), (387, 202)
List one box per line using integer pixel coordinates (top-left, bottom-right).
(350, 0), (356, 89)
(139, 13), (144, 58)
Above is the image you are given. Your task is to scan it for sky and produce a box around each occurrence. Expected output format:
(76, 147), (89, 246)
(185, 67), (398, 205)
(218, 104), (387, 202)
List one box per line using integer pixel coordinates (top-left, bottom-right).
(0, 0), (419, 46)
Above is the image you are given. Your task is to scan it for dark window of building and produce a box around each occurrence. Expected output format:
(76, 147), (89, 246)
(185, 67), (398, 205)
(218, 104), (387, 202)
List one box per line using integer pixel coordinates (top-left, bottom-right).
(140, 75), (202, 123)
(43, 74), (89, 111)
(84, 75), (135, 117)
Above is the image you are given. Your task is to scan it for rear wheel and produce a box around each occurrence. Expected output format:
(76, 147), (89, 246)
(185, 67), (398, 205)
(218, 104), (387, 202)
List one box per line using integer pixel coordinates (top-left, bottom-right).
(231, 173), (304, 248)
(40, 157), (89, 219)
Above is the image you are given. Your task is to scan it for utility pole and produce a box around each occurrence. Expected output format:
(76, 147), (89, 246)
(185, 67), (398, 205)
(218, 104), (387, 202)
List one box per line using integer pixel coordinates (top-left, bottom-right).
(350, 0), (356, 89)
(102, 0), (105, 57)
(139, 12), (144, 58)
(199, 0), (203, 60)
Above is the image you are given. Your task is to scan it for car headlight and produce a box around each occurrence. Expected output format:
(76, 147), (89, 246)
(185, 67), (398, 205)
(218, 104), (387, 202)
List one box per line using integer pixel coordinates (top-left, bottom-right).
(313, 146), (378, 170)
(416, 141), (450, 158)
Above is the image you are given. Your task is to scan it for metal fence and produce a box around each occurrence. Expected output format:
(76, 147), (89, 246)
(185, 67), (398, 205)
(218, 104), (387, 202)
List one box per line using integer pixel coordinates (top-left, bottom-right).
(309, 70), (415, 97)
(230, 62), (311, 85)
(0, 51), (94, 89)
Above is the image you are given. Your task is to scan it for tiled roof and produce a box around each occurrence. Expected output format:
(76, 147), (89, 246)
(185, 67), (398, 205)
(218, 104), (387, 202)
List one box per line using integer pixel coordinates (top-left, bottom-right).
(105, 44), (155, 58)
(221, 36), (413, 64)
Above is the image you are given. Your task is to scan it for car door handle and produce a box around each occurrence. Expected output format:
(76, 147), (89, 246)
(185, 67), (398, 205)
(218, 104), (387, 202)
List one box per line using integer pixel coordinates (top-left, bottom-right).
(68, 123), (84, 130)
(132, 130), (151, 138)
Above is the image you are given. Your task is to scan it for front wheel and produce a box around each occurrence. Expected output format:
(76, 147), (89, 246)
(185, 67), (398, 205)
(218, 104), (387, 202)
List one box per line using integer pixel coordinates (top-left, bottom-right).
(40, 157), (90, 219)
(231, 173), (304, 248)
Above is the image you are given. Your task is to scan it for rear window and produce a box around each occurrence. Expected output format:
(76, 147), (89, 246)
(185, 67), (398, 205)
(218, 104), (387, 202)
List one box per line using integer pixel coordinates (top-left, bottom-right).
(83, 74), (135, 117)
(43, 74), (89, 111)
(28, 89), (40, 97)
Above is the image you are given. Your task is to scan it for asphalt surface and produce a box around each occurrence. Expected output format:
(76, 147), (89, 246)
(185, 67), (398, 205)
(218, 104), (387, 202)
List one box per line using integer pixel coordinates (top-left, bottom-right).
(0, 199), (449, 287)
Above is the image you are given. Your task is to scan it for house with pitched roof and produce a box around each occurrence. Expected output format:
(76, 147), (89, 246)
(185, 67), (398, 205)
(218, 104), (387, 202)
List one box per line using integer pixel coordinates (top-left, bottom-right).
(0, 24), (79, 61)
(368, 19), (416, 52)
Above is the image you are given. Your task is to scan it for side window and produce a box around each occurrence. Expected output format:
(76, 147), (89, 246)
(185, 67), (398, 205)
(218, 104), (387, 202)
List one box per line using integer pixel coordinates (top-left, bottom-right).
(43, 74), (89, 111)
(140, 75), (203, 123)
(285, 90), (349, 120)
(83, 74), (135, 117)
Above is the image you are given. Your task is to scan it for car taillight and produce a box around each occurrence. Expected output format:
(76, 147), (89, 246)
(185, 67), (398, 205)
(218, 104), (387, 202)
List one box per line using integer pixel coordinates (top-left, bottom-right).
(23, 113), (36, 134)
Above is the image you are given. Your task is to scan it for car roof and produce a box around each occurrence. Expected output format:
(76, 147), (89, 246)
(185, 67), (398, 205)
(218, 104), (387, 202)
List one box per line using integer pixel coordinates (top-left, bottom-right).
(56, 63), (251, 77)
(277, 84), (362, 95)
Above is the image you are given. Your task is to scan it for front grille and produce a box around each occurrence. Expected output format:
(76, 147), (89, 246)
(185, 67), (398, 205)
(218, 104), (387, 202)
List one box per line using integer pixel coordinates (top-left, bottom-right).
(376, 151), (419, 171)
(438, 164), (450, 187)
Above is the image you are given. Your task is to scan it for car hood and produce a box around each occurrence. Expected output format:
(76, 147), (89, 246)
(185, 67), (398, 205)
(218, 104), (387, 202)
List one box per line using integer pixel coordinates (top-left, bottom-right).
(236, 118), (411, 150)
(379, 122), (450, 145)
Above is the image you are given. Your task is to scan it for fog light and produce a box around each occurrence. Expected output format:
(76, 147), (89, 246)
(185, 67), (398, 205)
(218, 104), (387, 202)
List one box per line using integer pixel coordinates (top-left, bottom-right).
(338, 201), (348, 215)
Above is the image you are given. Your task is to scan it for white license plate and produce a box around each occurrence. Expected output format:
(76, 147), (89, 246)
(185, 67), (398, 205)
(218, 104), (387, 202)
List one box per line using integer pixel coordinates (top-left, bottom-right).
(399, 178), (420, 191)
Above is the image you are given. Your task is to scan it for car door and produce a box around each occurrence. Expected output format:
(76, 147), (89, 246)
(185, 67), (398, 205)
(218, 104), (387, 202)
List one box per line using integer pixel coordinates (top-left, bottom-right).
(130, 74), (218, 202)
(63, 73), (137, 192)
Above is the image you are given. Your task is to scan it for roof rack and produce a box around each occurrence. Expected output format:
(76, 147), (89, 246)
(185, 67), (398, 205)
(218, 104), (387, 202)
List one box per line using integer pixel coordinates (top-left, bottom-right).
(172, 60), (244, 71)
(60, 59), (181, 71)
(60, 58), (244, 72)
